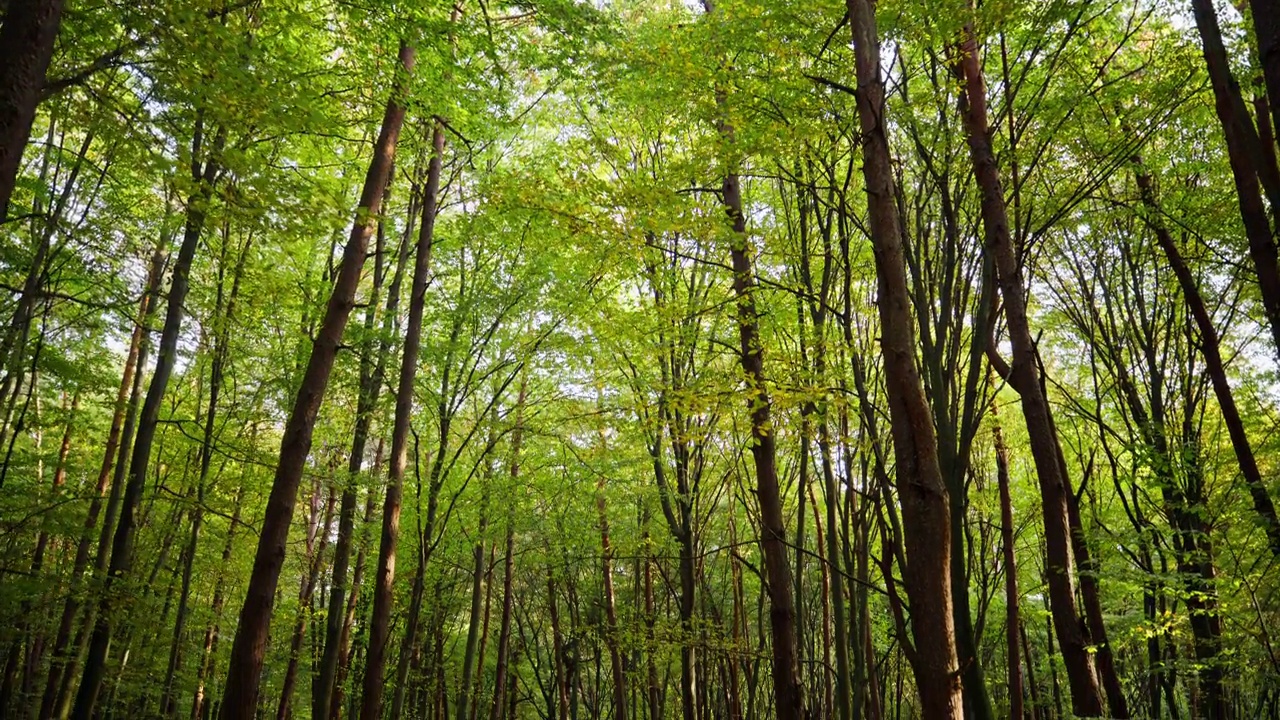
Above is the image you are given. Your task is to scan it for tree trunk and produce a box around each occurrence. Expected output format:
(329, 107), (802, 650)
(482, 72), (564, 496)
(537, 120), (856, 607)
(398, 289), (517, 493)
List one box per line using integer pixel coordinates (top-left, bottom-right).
(190, 486), (245, 720)
(359, 116), (442, 720)
(992, 394), (1025, 720)
(161, 223), (249, 719)
(37, 233), (159, 720)
(953, 22), (1105, 716)
(313, 169), (411, 720)
(698, 3), (805, 714)
(596, 488), (629, 720)
(218, 42), (414, 720)
(846, 0), (964, 716)
(1133, 163), (1280, 555)
(1191, 0), (1280, 361)
(71, 122), (224, 720)
(0, 0), (63, 219)
(488, 523), (517, 720)
(457, 484), (489, 720)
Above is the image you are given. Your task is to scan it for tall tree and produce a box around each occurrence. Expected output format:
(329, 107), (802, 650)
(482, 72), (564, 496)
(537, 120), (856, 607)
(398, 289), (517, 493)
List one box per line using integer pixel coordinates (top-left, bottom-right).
(218, 42), (415, 719)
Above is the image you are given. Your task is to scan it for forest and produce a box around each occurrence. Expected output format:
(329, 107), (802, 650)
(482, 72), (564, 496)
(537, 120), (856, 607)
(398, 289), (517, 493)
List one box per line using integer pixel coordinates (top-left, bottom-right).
(2, 0), (1280, 717)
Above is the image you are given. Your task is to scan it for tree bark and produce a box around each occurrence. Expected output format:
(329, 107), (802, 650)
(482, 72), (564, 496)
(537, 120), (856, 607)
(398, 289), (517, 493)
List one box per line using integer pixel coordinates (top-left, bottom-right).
(313, 167), (411, 720)
(846, 0), (964, 716)
(218, 42), (414, 720)
(697, 3), (804, 716)
(359, 116), (442, 720)
(0, 0), (63, 219)
(1133, 163), (1280, 555)
(1191, 0), (1280, 361)
(992, 393), (1025, 720)
(953, 22), (1105, 716)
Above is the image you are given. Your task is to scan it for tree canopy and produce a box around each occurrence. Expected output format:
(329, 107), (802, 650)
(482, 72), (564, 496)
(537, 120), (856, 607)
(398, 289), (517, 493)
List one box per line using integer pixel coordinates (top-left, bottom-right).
(1, 0), (1280, 718)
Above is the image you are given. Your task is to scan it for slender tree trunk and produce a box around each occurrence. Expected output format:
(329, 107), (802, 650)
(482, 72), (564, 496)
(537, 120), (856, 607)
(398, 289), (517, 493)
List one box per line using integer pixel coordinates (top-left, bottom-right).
(1064, 471), (1128, 718)
(1191, 0), (1280, 361)
(0, 0), (63, 219)
(698, 3), (804, 713)
(219, 42), (414, 720)
(331, 464), (381, 720)
(313, 173), (411, 720)
(1249, 0), (1280, 151)
(38, 233), (163, 719)
(488, 385), (525, 720)
(190, 486), (245, 720)
(953, 22), (1104, 716)
(596, 488), (629, 720)
(359, 116), (442, 720)
(1133, 163), (1280, 555)
(488, 523), (517, 720)
(275, 484), (336, 720)
(161, 224), (249, 719)
(457, 486), (490, 720)
(71, 123), (224, 720)
(846, 0), (964, 716)
(992, 392), (1025, 720)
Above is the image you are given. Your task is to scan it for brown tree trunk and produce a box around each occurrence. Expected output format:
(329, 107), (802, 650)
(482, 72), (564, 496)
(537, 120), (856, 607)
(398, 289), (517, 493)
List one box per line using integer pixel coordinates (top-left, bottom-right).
(331, 464), (381, 720)
(1191, 0), (1280, 361)
(547, 566), (570, 720)
(1250, 0), (1280, 154)
(457, 483), (490, 720)
(1065, 468), (1129, 718)
(38, 232), (163, 718)
(359, 116), (442, 720)
(218, 42), (414, 720)
(161, 223), (249, 719)
(697, 3), (804, 714)
(488, 384), (525, 720)
(846, 0), (964, 716)
(314, 171), (411, 720)
(71, 122), (224, 720)
(0, 0), (63, 219)
(1133, 163), (1280, 555)
(953, 22), (1105, 716)
(190, 486), (245, 720)
(488, 523), (517, 720)
(596, 488), (629, 720)
(992, 394), (1025, 720)
(275, 483), (336, 720)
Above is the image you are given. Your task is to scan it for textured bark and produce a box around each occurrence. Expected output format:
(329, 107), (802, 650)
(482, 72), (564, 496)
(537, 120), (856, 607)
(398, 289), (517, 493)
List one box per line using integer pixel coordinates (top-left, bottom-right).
(846, 0), (964, 716)
(953, 23), (1104, 716)
(0, 0), (63, 219)
(359, 117), (442, 720)
(1250, 0), (1280, 153)
(219, 42), (414, 719)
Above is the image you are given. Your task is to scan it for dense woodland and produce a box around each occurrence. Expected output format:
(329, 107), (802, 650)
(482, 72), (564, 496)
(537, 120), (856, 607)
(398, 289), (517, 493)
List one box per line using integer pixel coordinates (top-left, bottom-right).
(2, 0), (1280, 717)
